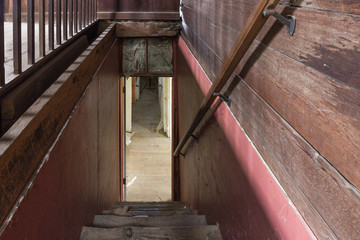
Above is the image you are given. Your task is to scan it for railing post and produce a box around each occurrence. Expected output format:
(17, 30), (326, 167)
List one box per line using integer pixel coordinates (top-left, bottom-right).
(49, 0), (54, 50)
(56, 0), (62, 45)
(27, 0), (35, 64)
(39, 0), (45, 56)
(69, 0), (73, 37)
(13, 0), (22, 74)
(0, 0), (4, 86)
(63, 0), (68, 41)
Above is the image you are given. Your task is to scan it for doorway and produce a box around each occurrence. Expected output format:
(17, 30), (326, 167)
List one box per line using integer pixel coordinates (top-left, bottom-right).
(123, 76), (172, 201)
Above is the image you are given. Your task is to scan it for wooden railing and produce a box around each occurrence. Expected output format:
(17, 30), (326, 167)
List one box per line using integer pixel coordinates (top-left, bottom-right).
(0, 0), (97, 87)
(173, 0), (280, 157)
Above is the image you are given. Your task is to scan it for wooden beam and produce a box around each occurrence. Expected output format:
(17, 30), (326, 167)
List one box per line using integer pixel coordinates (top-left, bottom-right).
(173, 0), (280, 157)
(116, 21), (181, 38)
(98, 11), (180, 21)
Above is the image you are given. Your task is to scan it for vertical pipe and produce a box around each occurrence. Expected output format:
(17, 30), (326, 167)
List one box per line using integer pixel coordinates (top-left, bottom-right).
(39, 0), (45, 56)
(0, 0), (4, 86)
(63, 0), (67, 40)
(56, 0), (61, 45)
(13, 0), (21, 74)
(69, 0), (73, 36)
(74, 0), (77, 33)
(27, 0), (35, 64)
(49, 0), (54, 50)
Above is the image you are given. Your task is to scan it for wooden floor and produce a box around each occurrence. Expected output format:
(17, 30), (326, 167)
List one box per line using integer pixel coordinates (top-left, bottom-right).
(126, 87), (171, 201)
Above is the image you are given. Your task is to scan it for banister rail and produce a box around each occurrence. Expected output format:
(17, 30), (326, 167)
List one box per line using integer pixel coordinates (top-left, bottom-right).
(173, 0), (280, 157)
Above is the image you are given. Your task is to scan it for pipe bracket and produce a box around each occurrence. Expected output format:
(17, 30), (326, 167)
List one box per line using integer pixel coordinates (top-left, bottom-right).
(213, 92), (231, 107)
(263, 7), (296, 36)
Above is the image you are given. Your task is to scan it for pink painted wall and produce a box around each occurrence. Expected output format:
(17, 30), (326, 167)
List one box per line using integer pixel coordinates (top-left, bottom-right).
(0, 40), (120, 240)
(177, 37), (315, 240)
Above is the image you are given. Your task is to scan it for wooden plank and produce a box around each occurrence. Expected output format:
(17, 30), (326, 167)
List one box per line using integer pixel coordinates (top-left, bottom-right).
(116, 21), (181, 38)
(80, 225), (223, 240)
(56, 0), (61, 45)
(279, 0), (360, 15)
(0, 24), (116, 226)
(229, 79), (360, 239)
(179, 32), (360, 239)
(93, 215), (207, 228)
(0, 0), (5, 86)
(39, 0), (45, 57)
(13, 0), (21, 74)
(173, 0), (281, 157)
(97, 11), (181, 20)
(97, 0), (179, 12)
(114, 201), (185, 206)
(182, 2), (360, 91)
(48, 0), (54, 50)
(181, 2), (360, 188)
(27, 0), (35, 64)
(103, 208), (197, 217)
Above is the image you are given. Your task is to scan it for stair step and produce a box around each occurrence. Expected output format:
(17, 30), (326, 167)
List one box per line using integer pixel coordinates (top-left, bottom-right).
(113, 201), (185, 207)
(103, 208), (198, 217)
(80, 225), (223, 240)
(93, 215), (207, 228)
(111, 205), (188, 212)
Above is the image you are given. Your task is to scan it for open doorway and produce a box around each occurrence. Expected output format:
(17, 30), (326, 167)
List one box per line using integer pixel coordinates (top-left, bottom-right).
(123, 76), (172, 201)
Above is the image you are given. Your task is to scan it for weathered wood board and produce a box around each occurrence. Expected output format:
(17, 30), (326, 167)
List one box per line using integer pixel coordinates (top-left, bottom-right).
(179, 0), (360, 239)
(116, 21), (182, 37)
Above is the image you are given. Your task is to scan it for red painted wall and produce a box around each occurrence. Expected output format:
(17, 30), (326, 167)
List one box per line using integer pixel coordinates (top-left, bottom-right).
(177, 37), (315, 240)
(0, 40), (120, 240)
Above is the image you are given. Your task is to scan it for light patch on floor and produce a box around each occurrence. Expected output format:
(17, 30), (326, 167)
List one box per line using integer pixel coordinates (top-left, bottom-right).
(126, 87), (171, 201)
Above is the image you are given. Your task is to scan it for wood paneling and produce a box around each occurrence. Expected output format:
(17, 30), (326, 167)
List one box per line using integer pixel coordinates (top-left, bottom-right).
(116, 21), (181, 38)
(97, 0), (179, 12)
(177, 39), (315, 239)
(180, 0), (360, 239)
(0, 24), (116, 227)
(0, 38), (120, 240)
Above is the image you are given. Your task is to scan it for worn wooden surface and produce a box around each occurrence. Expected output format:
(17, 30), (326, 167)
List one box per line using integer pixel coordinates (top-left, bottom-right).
(98, 11), (180, 20)
(97, 0), (179, 12)
(116, 21), (181, 38)
(80, 225), (222, 240)
(93, 215), (207, 228)
(0, 28), (121, 240)
(180, 0), (360, 239)
(0, 24), (116, 227)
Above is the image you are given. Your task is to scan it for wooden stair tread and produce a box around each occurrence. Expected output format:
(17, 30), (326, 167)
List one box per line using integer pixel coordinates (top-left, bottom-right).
(111, 205), (188, 212)
(93, 214), (207, 228)
(80, 225), (223, 240)
(103, 209), (197, 217)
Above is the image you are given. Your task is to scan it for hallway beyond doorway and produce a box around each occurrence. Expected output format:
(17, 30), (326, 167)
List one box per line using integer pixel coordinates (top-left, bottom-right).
(125, 78), (172, 201)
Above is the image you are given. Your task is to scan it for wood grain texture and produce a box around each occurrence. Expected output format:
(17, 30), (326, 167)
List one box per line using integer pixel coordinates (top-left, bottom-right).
(179, 0), (360, 238)
(80, 225), (222, 240)
(181, 0), (360, 189)
(97, 11), (180, 20)
(0, 24), (116, 226)
(279, 0), (360, 14)
(93, 215), (207, 228)
(97, 0), (179, 12)
(116, 21), (182, 38)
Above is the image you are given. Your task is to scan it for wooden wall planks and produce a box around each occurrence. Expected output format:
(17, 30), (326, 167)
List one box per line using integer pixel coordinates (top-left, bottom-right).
(180, 0), (360, 238)
(97, 0), (179, 12)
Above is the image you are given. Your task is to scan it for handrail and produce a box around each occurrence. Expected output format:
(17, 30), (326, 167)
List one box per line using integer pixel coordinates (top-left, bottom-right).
(173, 0), (280, 157)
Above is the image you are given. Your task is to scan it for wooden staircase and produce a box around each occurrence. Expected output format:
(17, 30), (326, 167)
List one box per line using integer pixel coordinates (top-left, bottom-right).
(80, 201), (223, 240)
